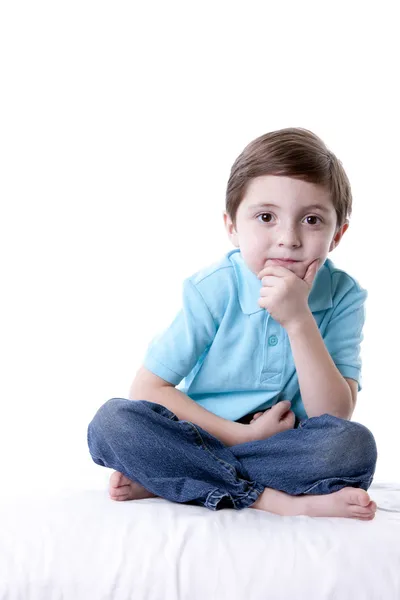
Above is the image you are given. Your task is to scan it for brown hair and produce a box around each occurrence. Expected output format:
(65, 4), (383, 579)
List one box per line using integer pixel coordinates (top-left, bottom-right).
(225, 127), (352, 230)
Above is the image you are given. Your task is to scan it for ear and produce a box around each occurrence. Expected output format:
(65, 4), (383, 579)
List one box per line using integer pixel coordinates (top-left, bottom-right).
(223, 211), (240, 248)
(329, 220), (349, 252)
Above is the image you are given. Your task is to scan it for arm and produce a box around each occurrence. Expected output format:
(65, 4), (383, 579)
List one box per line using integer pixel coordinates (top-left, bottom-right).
(129, 366), (248, 447)
(286, 315), (354, 419)
(257, 261), (365, 421)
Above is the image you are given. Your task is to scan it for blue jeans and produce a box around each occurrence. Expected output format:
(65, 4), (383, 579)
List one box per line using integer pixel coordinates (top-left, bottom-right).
(87, 398), (378, 511)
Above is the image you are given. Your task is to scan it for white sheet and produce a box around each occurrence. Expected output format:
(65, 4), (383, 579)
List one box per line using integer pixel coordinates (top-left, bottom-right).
(1, 482), (399, 599)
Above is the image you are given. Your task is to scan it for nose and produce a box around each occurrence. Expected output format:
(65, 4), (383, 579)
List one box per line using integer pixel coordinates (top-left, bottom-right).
(277, 225), (301, 248)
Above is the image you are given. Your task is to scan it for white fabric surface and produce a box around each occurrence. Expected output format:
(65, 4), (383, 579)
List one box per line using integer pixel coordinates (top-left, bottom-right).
(1, 482), (400, 599)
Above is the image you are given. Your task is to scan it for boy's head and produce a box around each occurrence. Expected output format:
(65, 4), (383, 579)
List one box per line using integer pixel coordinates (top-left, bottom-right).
(223, 127), (351, 279)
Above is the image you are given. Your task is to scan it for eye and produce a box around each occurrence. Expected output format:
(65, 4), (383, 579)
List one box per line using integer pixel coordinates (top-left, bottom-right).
(257, 213), (274, 223)
(304, 215), (322, 225)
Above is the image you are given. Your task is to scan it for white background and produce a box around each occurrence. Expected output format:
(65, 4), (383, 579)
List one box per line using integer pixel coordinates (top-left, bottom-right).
(1, 1), (398, 496)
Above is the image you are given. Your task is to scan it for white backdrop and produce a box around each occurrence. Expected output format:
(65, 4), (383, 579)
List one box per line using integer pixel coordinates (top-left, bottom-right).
(1, 1), (399, 497)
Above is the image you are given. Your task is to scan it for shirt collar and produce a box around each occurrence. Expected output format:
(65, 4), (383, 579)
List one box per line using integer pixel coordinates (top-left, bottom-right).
(229, 249), (333, 316)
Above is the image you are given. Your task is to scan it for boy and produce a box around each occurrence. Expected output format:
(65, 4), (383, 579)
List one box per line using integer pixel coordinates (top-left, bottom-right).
(88, 127), (378, 519)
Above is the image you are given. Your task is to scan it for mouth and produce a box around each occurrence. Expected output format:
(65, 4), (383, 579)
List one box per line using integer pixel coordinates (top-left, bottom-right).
(268, 258), (299, 265)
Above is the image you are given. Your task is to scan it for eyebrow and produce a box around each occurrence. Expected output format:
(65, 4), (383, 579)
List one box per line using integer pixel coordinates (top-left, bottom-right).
(247, 202), (331, 214)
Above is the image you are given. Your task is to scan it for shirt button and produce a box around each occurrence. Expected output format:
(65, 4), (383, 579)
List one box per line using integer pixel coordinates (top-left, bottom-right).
(268, 335), (278, 346)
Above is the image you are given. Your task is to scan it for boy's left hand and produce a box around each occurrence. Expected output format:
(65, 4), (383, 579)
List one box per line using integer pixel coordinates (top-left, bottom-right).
(257, 259), (320, 328)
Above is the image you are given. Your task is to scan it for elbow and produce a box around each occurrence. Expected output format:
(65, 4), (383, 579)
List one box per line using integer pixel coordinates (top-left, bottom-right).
(128, 366), (175, 401)
(335, 386), (355, 420)
(306, 408), (352, 420)
(330, 409), (353, 420)
(328, 384), (355, 420)
(306, 393), (354, 421)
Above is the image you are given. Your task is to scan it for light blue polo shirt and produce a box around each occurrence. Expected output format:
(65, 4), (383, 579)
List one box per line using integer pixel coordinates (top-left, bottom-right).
(143, 249), (367, 421)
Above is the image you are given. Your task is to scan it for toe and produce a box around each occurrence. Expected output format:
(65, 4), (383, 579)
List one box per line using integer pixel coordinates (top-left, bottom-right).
(111, 494), (129, 501)
(110, 471), (124, 487)
(347, 488), (371, 507)
(357, 513), (375, 521)
(352, 504), (374, 515)
(112, 485), (130, 497)
(110, 487), (129, 499)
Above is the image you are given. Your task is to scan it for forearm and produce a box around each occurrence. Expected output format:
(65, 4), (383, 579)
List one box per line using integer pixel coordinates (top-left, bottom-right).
(286, 313), (353, 419)
(130, 384), (247, 447)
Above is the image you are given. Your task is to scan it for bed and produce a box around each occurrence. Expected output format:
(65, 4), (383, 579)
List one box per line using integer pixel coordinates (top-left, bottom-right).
(1, 480), (399, 599)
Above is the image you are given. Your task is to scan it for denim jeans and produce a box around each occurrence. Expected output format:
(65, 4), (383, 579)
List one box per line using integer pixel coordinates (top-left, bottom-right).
(87, 398), (378, 511)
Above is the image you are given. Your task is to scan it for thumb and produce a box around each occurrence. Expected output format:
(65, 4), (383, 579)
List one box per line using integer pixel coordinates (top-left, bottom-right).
(303, 259), (320, 287)
(271, 400), (292, 420)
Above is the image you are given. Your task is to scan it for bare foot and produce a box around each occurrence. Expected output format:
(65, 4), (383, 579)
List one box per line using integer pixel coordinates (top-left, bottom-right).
(250, 486), (377, 520)
(109, 471), (157, 501)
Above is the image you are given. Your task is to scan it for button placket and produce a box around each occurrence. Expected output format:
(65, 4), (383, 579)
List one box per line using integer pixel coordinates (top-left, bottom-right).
(260, 315), (285, 385)
(268, 335), (278, 346)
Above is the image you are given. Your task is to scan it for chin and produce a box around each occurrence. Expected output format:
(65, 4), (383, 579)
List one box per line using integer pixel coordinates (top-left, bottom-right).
(286, 263), (308, 278)
(283, 262), (302, 273)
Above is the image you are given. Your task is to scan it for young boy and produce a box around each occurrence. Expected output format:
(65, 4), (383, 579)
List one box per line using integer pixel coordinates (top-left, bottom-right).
(87, 127), (378, 519)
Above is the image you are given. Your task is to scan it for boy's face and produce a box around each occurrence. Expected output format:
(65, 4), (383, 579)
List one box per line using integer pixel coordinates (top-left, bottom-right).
(224, 175), (349, 280)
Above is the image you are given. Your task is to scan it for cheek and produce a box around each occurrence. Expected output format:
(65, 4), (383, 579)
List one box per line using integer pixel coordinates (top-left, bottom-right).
(240, 246), (266, 276)
(316, 228), (336, 249)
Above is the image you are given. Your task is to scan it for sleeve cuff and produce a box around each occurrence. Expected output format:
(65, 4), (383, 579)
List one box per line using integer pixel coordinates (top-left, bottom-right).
(143, 352), (183, 386)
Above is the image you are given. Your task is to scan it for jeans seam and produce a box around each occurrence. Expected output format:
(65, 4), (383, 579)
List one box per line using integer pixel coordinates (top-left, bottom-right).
(185, 422), (239, 477)
(165, 416), (263, 507)
(157, 407), (251, 484)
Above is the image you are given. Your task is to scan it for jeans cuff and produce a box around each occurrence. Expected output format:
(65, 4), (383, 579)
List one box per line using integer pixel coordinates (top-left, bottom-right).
(205, 482), (264, 511)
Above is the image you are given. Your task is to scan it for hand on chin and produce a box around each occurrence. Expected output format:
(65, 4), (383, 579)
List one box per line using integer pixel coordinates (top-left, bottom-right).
(265, 258), (305, 278)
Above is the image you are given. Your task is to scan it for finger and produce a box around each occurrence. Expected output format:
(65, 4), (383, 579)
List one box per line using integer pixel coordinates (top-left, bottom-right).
(271, 401), (292, 419)
(303, 259), (320, 286)
(260, 283), (281, 296)
(283, 410), (296, 424)
(250, 412), (262, 423)
(252, 412), (263, 420)
(279, 408), (296, 428)
(260, 275), (282, 287)
(258, 265), (291, 279)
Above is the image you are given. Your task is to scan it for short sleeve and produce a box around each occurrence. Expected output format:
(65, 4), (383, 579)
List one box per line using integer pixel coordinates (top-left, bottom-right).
(323, 281), (367, 391)
(143, 279), (217, 386)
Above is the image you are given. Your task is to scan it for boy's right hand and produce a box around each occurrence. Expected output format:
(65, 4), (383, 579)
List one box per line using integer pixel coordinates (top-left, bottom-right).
(246, 401), (296, 442)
